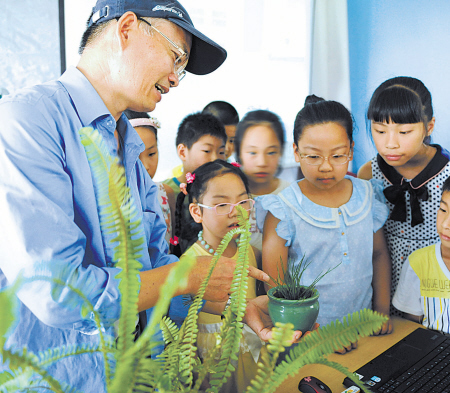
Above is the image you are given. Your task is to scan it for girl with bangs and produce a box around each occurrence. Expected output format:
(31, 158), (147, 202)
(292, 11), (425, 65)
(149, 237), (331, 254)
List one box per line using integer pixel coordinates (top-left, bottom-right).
(358, 76), (450, 314)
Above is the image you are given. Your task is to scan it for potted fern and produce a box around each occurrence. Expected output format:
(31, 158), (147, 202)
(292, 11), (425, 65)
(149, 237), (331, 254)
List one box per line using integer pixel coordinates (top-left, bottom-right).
(267, 256), (337, 333)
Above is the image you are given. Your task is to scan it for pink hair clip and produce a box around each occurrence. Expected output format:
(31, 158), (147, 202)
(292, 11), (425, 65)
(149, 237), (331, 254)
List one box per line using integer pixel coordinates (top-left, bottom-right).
(180, 183), (188, 196)
(169, 236), (179, 246)
(186, 172), (196, 184)
(231, 162), (241, 168)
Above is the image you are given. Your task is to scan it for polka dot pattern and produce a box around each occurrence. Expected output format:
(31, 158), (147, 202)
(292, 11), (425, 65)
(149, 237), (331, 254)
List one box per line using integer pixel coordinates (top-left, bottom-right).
(372, 157), (450, 316)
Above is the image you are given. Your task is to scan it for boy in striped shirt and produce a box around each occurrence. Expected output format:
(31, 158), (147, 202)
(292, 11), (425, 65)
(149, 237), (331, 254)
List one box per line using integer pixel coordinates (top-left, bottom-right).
(393, 176), (450, 334)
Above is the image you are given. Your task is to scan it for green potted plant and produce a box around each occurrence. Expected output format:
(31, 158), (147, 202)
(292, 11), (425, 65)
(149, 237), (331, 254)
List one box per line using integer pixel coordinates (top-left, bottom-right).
(0, 127), (386, 393)
(267, 256), (338, 333)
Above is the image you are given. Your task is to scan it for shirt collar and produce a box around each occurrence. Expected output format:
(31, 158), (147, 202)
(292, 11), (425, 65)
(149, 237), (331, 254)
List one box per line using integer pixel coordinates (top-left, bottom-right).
(59, 66), (112, 128)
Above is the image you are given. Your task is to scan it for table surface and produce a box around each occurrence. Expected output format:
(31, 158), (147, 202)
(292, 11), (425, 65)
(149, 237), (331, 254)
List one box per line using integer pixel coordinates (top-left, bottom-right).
(275, 316), (422, 393)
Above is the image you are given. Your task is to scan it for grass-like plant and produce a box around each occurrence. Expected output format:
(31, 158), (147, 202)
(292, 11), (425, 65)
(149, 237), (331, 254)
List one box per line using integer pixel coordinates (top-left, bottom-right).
(270, 255), (340, 300)
(0, 126), (384, 393)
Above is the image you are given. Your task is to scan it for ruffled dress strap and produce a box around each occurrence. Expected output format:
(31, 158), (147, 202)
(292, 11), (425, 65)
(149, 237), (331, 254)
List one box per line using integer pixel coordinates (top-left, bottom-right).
(369, 178), (389, 232)
(255, 187), (296, 247)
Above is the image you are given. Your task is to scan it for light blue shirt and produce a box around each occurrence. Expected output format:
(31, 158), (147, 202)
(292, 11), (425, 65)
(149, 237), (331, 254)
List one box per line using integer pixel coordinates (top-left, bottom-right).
(0, 67), (179, 391)
(256, 177), (389, 326)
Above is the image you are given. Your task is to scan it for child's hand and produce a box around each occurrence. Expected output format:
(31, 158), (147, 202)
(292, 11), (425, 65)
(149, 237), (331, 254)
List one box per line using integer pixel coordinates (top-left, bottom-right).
(243, 295), (303, 343)
(372, 317), (394, 336)
(334, 340), (358, 354)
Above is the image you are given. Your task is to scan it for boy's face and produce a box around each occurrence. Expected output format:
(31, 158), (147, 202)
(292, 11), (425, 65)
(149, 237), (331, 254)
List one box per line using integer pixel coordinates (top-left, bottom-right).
(179, 135), (226, 173)
(224, 125), (237, 159)
(437, 191), (450, 248)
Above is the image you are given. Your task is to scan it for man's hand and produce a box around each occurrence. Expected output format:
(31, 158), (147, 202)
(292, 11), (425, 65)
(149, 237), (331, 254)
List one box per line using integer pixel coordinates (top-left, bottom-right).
(243, 295), (304, 343)
(188, 256), (269, 302)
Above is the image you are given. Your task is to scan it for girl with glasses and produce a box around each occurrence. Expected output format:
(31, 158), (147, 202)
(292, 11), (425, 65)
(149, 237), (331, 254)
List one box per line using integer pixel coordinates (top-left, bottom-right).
(257, 95), (393, 352)
(172, 159), (262, 391)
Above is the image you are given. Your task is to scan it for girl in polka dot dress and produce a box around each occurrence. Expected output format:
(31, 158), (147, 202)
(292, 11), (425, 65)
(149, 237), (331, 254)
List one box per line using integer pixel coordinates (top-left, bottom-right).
(257, 96), (393, 343)
(358, 77), (450, 315)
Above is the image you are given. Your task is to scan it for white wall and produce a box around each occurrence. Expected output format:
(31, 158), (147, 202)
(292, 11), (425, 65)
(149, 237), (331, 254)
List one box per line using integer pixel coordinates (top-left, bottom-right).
(348, 0), (450, 171)
(1, 0), (60, 93)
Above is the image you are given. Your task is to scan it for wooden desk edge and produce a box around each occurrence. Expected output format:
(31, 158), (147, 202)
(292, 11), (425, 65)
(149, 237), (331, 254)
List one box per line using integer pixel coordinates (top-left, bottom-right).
(275, 316), (422, 393)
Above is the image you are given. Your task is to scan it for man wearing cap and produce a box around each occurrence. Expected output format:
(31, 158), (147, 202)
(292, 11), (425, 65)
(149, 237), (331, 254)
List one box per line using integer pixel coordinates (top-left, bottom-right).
(0, 1), (298, 391)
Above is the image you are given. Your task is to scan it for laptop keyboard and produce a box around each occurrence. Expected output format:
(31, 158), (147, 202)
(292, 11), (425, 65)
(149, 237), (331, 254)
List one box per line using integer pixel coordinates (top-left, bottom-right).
(377, 338), (450, 392)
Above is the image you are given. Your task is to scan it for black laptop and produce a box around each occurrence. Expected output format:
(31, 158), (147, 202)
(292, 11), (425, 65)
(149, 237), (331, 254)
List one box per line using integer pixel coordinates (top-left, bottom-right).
(343, 328), (450, 392)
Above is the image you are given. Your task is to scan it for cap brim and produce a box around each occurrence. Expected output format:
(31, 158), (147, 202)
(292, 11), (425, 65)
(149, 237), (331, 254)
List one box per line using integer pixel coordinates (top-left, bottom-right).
(169, 18), (227, 75)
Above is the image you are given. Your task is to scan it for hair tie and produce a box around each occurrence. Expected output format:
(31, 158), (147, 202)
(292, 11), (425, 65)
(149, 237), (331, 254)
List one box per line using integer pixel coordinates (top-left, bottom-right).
(231, 162), (241, 168)
(180, 183), (188, 195)
(186, 172), (196, 183)
(129, 117), (161, 129)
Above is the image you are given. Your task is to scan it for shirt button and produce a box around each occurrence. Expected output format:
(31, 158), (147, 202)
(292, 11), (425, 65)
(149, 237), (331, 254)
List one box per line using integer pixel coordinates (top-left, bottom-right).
(338, 211), (342, 215)
(344, 253), (347, 256)
(341, 232), (345, 236)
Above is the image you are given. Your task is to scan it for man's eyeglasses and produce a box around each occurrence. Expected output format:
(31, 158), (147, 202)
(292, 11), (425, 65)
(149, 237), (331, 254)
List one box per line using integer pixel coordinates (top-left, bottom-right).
(298, 153), (351, 166)
(197, 199), (255, 216)
(138, 17), (188, 81)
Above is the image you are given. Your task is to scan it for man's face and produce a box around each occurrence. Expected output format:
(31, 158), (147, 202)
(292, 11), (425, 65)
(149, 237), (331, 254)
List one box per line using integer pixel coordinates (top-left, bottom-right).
(123, 18), (192, 112)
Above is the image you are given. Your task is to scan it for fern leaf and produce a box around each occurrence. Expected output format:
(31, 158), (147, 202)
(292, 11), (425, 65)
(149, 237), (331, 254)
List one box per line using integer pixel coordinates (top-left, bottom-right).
(205, 207), (251, 392)
(245, 322), (294, 393)
(309, 358), (375, 393)
(0, 284), (18, 350)
(250, 309), (387, 392)
(79, 126), (147, 391)
(109, 254), (197, 393)
(1, 348), (67, 393)
(160, 316), (180, 345)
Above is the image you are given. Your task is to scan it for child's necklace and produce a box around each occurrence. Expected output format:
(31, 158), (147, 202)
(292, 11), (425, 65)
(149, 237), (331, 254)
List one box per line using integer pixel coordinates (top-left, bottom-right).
(197, 231), (241, 256)
(198, 230), (217, 255)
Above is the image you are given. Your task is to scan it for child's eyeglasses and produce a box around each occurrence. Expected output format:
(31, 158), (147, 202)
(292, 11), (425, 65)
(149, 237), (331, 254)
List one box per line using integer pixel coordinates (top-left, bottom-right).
(299, 153), (351, 166)
(197, 199), (255, 215)
(138, 17), (189, 81)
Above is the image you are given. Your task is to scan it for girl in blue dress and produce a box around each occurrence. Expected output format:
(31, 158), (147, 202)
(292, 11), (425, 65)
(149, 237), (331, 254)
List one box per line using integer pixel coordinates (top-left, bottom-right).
(257, 96), (393, 350)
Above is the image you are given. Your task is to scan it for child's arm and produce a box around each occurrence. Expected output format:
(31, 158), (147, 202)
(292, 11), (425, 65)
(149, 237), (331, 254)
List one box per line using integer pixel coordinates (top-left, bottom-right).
(357, 161), (373, 180)
(262, 212), (289, 292)
(403, 312), (423, 324)
(372, 228), (393, 335)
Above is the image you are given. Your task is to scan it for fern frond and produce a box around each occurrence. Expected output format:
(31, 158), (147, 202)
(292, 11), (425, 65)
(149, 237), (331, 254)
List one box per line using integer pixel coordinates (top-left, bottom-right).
(108, 161), (143, 357)
(79, 127), (144, 358)
(205, 207), (251, 392)
(0, 284), (19, 351)
(109, 254), (197, 393)
(160, 316), (180, 345)
(308, 358), (374, 393)
(18, 274), (113, 381)
(250, 309), (387, 393)
(79, 126), (147, 392)
(35, 340), (113, 368)
(1, 348), (67, 393)
(245, 322), (294, 393)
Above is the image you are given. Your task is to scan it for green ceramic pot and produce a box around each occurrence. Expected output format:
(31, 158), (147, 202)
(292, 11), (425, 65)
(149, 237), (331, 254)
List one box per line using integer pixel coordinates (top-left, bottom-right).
(267, 286), (320, 332)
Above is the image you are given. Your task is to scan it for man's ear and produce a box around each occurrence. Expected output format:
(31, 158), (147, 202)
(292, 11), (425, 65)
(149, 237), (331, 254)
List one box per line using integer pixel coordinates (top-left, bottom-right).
(115, 11), (139, 48)
(189, 203), (202, 223)
(177, 143), (188, 162)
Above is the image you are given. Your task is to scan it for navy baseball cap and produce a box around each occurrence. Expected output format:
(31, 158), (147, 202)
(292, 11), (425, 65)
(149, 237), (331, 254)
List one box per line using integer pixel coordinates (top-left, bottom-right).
(88, 0), (227, 75)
